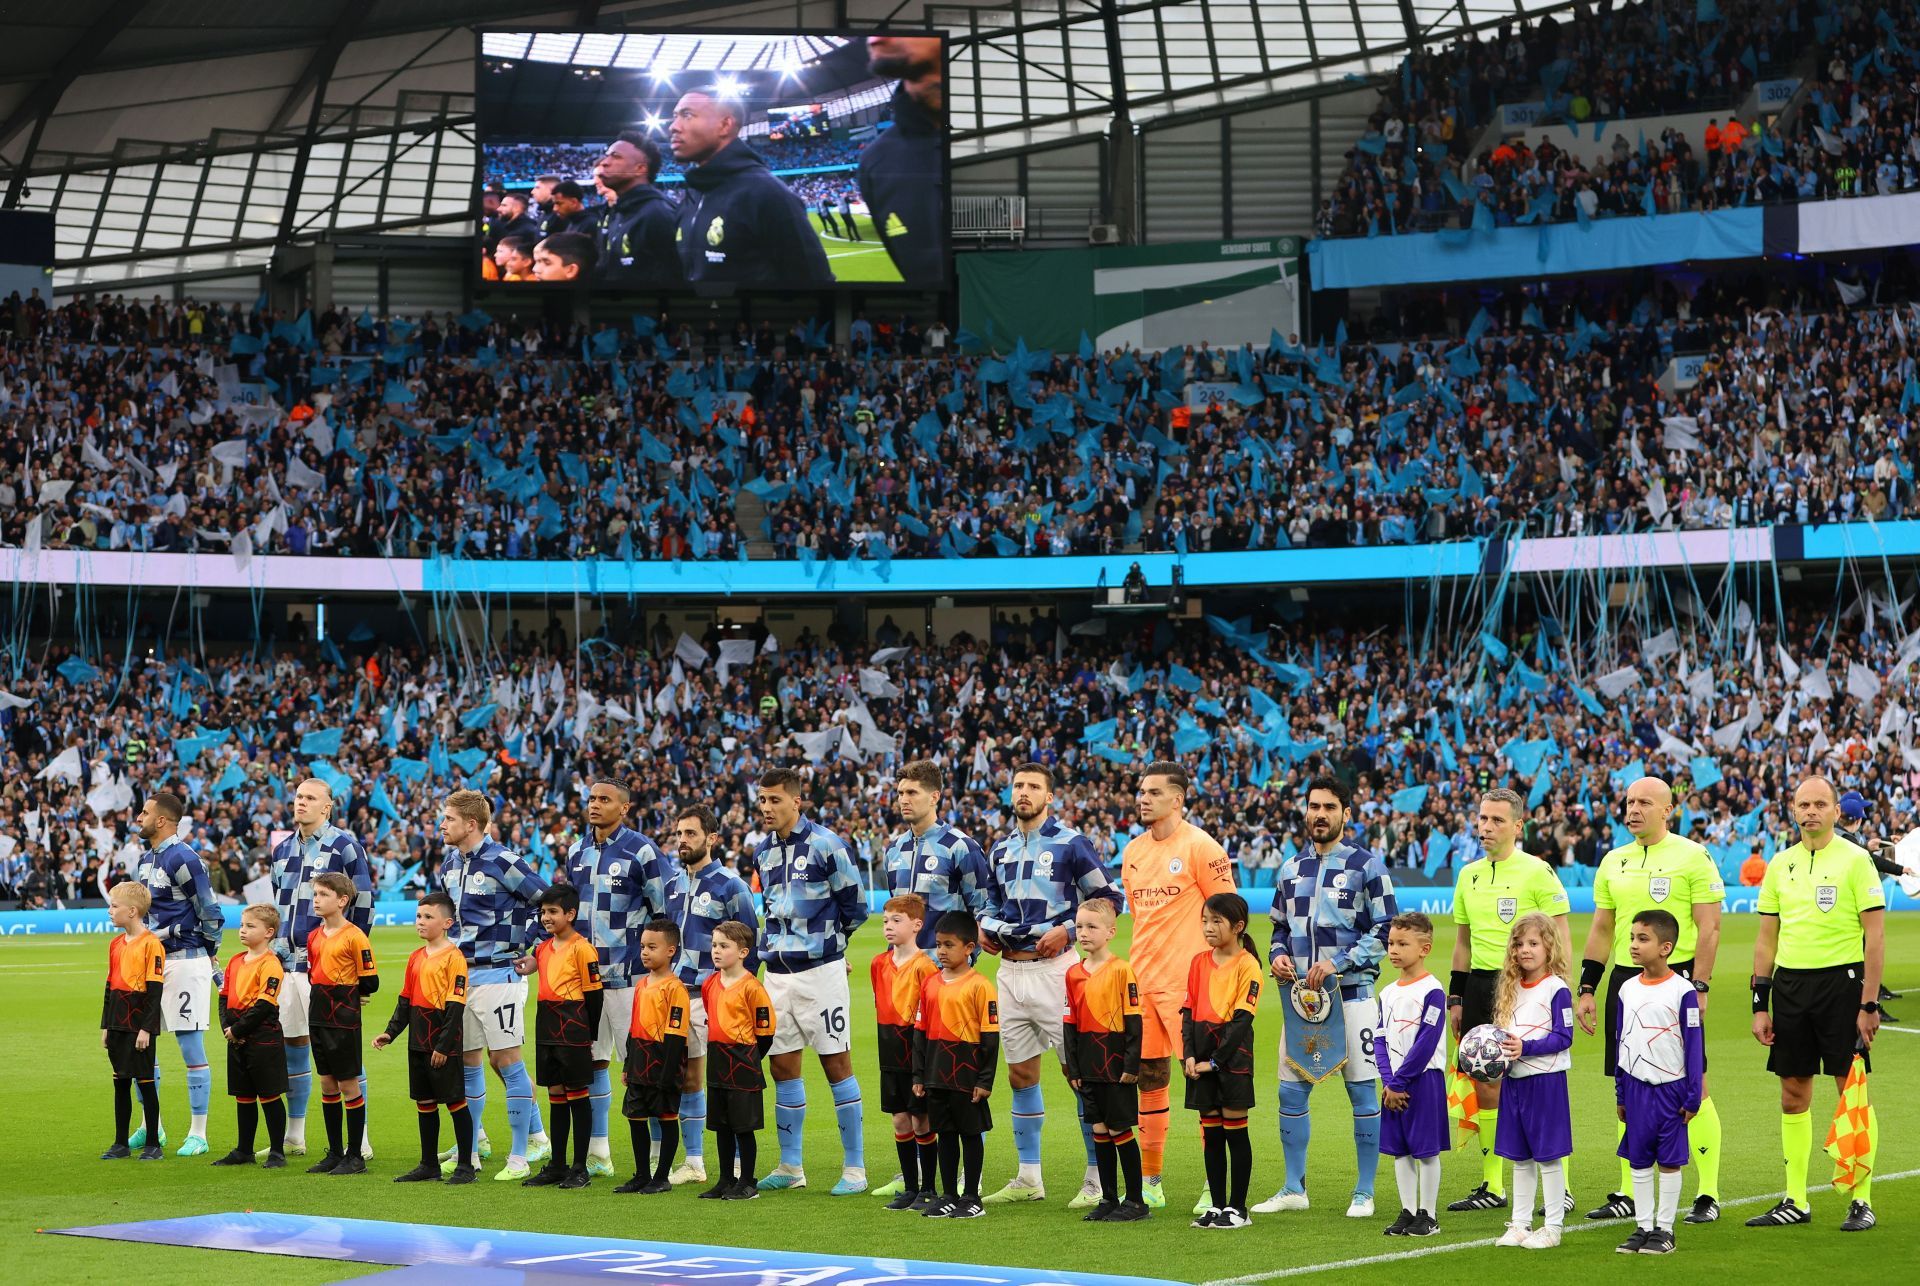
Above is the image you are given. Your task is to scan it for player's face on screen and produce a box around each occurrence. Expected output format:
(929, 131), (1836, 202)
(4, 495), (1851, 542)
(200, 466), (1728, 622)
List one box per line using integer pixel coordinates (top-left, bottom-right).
(531, 245), (580, 281)
(669, 93), (731, 165)
(866, 35), (942, 79)
(1385, 926), (1429, 971)
(757, 784), (799, 834)
(531, 179), (556, 205)
(553, 192), (583, 216)
(595, 140), (649, 190)
(1135, 774), (1183, 824)
(1792, 779), (1837, 836)
(895, 778), (935, 826)
(1305, 789), (1348, 841)
(1010, 772), (1052, 820)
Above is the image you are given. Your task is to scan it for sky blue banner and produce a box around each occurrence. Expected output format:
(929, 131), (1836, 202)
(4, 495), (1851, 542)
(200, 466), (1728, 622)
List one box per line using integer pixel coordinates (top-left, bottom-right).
(425, 543), (1491, 596)
(1802, 518), (1920, 561)
(49, 1212), (1190, 1285)
(1309, 206), (1764, 289)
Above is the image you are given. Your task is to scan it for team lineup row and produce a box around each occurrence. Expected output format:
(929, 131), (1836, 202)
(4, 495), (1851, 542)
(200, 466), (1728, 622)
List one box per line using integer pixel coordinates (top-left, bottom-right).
(102, 764), (1888, 1247)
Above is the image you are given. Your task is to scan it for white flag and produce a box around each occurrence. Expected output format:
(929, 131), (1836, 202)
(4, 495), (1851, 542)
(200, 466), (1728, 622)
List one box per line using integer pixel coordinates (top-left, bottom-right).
(157, 462), (180, 491)
(1777, 644), (1802, 684)
(716, 638), (756, 683)
(674, 633), (710, 670)
(836, 726), (864, 762)
(1711, 718), (1746, 750)
(36, 746), (83, 783)
(1686, 666), (1715, 703)
(857, 724), (898, 756)
(231, 529), (253, 573)
(304, 416), (335, 455)
(603, 699), (634, 723)
(1846, 661), (1882, 703)
(1595, 666), (1642, 699)
(1660, 416), (1702, 452)
(0, 689), (32, 710)
(1656, 729), (1699, 761)
(792, 729), (839, 763)
(1642, 629), (1679, 662)
(762, 633), (780, 654)
(1801, 666), (1834, 701)
(210, 439), (249, 470)
(286, 457), (326, 490)
(86, 774), (135, 818)
(951, 676), (977, 713)
(1645, 480), (1669, 523)
(858, 667), (903, 699)
(654, 684), (677, 716)
(38, 478), (73, 507)
(871, 646), (911, 665)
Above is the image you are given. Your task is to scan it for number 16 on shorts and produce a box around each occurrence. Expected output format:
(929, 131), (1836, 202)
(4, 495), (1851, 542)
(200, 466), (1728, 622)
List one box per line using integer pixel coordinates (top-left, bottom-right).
(768, 966), (853, 1056)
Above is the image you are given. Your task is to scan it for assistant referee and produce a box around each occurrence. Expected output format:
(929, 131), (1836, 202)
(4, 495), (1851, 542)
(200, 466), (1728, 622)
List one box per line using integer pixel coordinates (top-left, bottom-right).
(1446, 788), (1571, 1214)
(1748, 775), (1886, 1232)
(1573, 775), (1726, 1224)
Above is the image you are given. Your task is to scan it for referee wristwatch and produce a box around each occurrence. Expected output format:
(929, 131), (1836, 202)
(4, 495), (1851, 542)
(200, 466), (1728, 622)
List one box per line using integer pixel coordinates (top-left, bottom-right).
(1861, 1001), (1882, 1014)
(1692, 979), (1710, 994)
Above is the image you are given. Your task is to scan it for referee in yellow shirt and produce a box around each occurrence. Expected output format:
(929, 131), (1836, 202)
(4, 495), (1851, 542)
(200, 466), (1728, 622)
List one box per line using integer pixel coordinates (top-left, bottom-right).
(1445, 788), (1571, 1214)
(1748, 776), (1886, 1232)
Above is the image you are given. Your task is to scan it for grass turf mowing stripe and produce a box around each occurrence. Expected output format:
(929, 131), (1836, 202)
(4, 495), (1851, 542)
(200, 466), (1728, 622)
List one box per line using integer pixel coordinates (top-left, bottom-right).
(1196, 1167), (1920, 1284)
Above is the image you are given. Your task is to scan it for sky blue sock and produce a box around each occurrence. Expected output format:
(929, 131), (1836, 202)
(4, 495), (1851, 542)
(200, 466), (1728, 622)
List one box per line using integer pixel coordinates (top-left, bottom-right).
(830, 1075), (864, 1169)
(681, 1089), (707, 1159)
(775, 1077), (807, 1168)
(285, 1042), (313, 1124)
(1079, 1102), (1098, 1166)
(590, 1066), (612, 1143)
(1347, 1080), (1381, 1199)
(463, 1063), (487, 1154)
(500, 1059), (536, 1159)
(1012, 1083), (1045, 1166)
(176, 1030), (210, 1118)
(1280, 1080), (1312, 1194)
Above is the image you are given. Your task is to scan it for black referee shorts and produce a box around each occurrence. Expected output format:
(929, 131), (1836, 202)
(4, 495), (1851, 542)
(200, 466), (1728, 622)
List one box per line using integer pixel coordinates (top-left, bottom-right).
(1769, 963), (1871, 1079)
(1458, 969), (1499, 1033)
(1601, 960), (1697, 1076)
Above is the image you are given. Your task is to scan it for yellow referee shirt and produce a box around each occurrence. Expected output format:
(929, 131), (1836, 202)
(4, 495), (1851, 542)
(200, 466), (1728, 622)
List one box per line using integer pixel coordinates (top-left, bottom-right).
(1453, 850), (1570, 970)
(1593, 832), (1724, 966)
(1758, 835), (1886, 970)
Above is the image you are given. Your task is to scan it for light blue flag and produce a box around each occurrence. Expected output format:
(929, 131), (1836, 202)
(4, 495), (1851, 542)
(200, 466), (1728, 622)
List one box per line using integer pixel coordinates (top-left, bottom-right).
(1089, 742), (1136, 766)
(390, 757), (429, 785)
(1081, 719), (1118, 744)
(450, 748), (487, 775)
(1528, 765), (1555, 810)
(311, 761), (351, 807)
(370, 779), (404, 824)
(1479, 632), (1509, 663)
(1689, 756), (1724, 790)
(212, 761), (247, 797)
(460, 703), (498, 730)
(1174, 727), (1210, 756)
(1609, 759), (1646, 791)
(57, 656), (101, 685)
(299, 727), (344, 757)
(1167, 663), (1203, 692)
(1391, 785), (1429, 813)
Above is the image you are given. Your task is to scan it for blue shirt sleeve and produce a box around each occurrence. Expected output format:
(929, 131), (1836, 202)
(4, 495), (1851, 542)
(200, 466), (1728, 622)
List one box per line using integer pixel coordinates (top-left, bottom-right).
(1067, 834), (1121, 911)
(345, 835), (376, 934)
(1333, 857), (1396, 975)
(958, 834), (993, 920)
(828, 837), (870, 938)
(727, 878), (762, 976)
(1268, 860), (1294, 965)
(180, 849), (222, 954)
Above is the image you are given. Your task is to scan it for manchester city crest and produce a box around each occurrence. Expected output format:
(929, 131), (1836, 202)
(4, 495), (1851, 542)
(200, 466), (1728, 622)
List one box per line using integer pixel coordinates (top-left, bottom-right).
(1289, 979), (1333, 1024)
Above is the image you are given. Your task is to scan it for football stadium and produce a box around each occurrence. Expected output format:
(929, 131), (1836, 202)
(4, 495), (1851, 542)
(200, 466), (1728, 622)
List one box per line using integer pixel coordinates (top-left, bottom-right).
(2, 0), (1919, 1283)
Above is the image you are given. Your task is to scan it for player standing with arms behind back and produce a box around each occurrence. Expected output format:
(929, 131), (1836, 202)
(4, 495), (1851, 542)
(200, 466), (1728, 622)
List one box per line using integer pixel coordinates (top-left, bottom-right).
(1447, 788), (1572, 1215)
(751, 767), (872, 1194)
(1257, 775), (1397, 1218)
(132, 790), (223, 1157)
(1748, 775), (1887, 1232)
(1121, 761), (1238, 1215)
(977, 762), (1122, 1207)
(1574, 776), (1724, 1225)
(435, 788), (552, 1179)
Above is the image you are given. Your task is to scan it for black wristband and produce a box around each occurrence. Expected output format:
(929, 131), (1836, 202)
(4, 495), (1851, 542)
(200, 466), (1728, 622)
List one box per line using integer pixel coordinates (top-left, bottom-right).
(1751, 975), (1773, 1014)
(1449, 970), (1471, 1006)
(1580, 958), (1605, 991)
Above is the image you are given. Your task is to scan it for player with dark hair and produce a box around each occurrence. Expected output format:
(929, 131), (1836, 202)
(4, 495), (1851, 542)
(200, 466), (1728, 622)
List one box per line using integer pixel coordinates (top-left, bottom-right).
(883, 759), (990, 951)
(132, 789), (223, 1156)
(751, 766), (871, 1194)
(492, 192), (539, 251)
(593, 130), (682, 288)
(668, 90), (832, 287)
(1257, 773), (1398, 1218)
(533, 232), (597, 282)
(544, 180), (591, 237)
(860, 34), (946, 285)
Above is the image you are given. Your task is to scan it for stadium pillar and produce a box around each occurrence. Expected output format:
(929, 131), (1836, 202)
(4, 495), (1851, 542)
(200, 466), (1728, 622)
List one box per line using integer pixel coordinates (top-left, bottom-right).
(1099, 0), (1138, 245)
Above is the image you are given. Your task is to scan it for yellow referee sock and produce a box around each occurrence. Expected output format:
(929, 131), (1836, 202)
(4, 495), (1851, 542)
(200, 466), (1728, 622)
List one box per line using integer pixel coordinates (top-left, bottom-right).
(1782, 1110), (1812, 1211)
(1689, 1097), (1721, 1199)
(1479, 1109), (1504, 1196)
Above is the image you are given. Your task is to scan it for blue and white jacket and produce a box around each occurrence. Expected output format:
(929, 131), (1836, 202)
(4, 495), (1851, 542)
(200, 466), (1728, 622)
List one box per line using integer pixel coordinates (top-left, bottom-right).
(883, 822), (993, 948)
(270, 822), (374, 971)
(435, 839), (550, 982)
(1268, 841), (1397, 996)
(754, 817), (870, 973)
(563, 824), (678, 988)
(980, 817), (1120, 953)
(136, 837), (223, 961)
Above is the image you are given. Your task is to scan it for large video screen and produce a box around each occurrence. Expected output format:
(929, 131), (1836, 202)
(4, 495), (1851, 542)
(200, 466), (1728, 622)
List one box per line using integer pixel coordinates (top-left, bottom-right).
(476, 31), (948, 291)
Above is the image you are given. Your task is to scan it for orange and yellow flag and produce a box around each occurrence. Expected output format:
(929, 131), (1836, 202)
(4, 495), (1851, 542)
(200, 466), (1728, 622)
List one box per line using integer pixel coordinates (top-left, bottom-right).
(1447, 1067), (1481, 1148)
(1824, 1054), (1874, 1193)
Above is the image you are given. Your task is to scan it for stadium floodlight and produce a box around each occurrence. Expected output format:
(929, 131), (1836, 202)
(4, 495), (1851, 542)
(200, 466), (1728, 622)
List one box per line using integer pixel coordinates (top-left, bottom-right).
(778, 54), (801, 79)
(715, 75), (742, 99)
(642, 111), (664, 132)
(648, 66), (672, 87)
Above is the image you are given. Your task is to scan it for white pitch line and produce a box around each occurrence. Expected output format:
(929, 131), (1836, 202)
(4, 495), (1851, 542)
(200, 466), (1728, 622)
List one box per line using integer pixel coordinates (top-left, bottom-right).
(1881, 1025), (1920, 1035)
(1195, 1168), (1920, 1285)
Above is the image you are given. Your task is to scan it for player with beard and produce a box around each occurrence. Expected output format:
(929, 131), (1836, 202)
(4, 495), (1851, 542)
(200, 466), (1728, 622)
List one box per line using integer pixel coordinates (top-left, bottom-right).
(859, 34), (946, 285)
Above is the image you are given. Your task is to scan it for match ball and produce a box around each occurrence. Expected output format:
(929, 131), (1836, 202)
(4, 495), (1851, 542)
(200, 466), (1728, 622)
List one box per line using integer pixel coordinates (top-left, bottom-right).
(1457, 1023), (1511, 1083)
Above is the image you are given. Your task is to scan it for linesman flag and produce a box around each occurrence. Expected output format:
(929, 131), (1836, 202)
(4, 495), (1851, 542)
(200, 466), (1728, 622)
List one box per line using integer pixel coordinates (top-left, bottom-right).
(1446, 1067), (1482, 1148)
(1824, 1054), (1877, 1194)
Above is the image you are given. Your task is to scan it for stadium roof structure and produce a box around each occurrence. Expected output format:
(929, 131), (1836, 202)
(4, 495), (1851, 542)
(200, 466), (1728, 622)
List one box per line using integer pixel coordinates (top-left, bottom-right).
(0, 0), (1584, 288)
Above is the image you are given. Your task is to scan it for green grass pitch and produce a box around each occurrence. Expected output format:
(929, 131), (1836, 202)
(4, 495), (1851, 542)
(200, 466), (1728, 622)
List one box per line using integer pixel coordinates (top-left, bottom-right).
(7, 913), (1919, 1284)
(815, 212), (903, 283)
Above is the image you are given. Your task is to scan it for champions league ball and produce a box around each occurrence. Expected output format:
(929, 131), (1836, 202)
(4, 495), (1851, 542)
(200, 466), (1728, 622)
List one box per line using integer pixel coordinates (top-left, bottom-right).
(1457, 1024), (1511, 1083)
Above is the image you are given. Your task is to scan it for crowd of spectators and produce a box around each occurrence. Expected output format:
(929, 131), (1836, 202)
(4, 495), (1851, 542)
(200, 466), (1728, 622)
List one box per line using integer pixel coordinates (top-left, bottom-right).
(1318, 0), (1918, 240)
(4, 276), (1920, 567)
(5, 586), (1918, 909)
